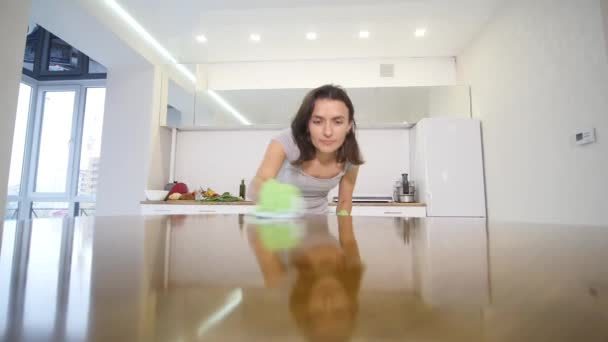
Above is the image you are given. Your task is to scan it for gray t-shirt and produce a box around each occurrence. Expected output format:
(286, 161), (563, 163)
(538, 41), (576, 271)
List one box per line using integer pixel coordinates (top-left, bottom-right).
(273, 129), (350, 214)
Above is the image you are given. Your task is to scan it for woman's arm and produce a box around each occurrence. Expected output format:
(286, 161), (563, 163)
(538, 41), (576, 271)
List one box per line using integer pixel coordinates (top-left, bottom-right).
(249, 140), (287, 201)
(336, 165), (359, 214)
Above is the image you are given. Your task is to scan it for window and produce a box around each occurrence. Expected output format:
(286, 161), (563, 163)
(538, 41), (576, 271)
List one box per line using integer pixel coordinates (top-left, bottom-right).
(23, 26), (42, 74)
(6, 80), (34, 221)
(77, 88), (105, 197)
(45, 35), (82, 73)
(75, 202), (96, 217)
(88, 58), (107, 75)
(7, 83), (33, 197)
(22, 25), (106, 81)
(4, 202), (19, 221)
(31, 202), (70, 219)
(7, 79), (106, 220)
(8, 25), (108, 220)
(34, 89), (77, 193)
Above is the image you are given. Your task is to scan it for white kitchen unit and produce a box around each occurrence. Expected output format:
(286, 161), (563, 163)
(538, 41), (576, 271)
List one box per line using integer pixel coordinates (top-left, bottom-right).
(141, 202), (254, 215)
(410, 118), (486, 217)
(346, 204), (426, 218)
(141, 202), (426, 217)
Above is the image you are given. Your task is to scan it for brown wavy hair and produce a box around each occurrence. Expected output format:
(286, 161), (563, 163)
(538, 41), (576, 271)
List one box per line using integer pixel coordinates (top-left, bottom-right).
(291, 85), (364, 166)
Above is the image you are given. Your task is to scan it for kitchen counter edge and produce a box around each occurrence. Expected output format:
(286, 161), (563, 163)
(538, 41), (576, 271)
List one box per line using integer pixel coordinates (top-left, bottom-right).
(141, 200), (426, 207)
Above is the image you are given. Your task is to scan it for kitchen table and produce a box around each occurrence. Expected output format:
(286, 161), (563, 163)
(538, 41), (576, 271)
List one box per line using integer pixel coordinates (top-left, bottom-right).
(1, 215), (606, 341)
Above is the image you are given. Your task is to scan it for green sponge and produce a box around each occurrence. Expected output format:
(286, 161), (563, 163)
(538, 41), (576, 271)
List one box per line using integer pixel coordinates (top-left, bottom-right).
(256, 179), (302, 214)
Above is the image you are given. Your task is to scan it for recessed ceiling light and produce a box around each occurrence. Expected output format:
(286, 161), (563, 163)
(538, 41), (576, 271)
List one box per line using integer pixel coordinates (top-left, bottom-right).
(306, 32), (317, 40)
(196, 34), (207, 43)
(359, 31), (370, 39)
(415, 28), (427, 37)
(250, 33), (261, 42)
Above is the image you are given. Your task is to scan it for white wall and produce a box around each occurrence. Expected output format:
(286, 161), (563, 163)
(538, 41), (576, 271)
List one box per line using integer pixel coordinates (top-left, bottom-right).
(175, 129), (410, 200)
(148, 118), (172, 191)
(204, 57), (457, 90)
(95, 66), (168, 216)
(603, 0), (608, 58)
(0, 0), (31, 224)
(457, 0), (608, 226)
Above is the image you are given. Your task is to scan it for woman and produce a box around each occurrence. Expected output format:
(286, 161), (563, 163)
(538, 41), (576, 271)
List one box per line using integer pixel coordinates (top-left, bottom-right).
(250, 84), (364, 215)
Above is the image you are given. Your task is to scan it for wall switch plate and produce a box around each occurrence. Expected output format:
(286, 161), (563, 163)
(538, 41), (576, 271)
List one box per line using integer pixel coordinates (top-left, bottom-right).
(574, 128), (596, 145)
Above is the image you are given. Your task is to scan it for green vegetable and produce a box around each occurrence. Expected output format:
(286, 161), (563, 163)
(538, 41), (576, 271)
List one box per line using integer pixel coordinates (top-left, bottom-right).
(199, 197), (242, 202)
(198, 192), (242, 202)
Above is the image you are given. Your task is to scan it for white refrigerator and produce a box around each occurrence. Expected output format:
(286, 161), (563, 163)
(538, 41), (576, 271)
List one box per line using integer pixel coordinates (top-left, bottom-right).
(410, 118), (486, 217)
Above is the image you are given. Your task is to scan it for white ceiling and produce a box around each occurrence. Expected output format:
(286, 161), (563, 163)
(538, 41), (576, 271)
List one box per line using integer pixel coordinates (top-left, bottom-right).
(112, 0), (507, 63)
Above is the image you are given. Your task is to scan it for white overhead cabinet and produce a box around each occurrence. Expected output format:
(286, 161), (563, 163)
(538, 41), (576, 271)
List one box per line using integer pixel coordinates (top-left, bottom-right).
(411, 118), (486, 217)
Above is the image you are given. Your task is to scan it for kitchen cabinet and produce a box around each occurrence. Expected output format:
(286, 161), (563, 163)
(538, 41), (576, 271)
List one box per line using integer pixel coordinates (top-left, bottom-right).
(349, 205), (426, 217)
(140, 201), (426, 217)
(141, 203), (253, 215)
(158, 71), (471, 128)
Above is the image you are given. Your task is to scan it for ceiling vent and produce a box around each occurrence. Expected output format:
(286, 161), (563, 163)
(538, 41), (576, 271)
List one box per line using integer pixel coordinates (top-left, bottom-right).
(379, 63), (395, 78)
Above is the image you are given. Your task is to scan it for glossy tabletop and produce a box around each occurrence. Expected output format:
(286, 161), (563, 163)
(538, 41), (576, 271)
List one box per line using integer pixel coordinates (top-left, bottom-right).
(0, 215), (606, 341)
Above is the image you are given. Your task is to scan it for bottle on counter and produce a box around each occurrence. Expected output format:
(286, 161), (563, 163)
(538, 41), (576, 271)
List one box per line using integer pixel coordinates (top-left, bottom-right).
(195, 187), (204, 201)
(239, 179), (246, 199)
(401, 173), (410, 194)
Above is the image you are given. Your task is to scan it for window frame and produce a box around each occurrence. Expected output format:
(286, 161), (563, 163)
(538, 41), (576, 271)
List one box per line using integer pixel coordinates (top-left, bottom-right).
(9, 76), (106, 220)
(7, 75), (38, 220)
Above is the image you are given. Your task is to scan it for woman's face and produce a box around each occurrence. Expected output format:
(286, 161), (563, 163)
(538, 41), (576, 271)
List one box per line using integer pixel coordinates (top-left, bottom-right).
(308, 99), (353, 155)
